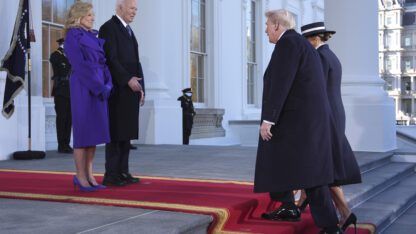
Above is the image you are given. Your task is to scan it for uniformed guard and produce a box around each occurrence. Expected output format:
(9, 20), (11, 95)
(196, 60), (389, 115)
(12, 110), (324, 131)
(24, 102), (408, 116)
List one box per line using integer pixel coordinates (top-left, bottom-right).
(50, 38), (73, 153)
(177, 88), (196, 145)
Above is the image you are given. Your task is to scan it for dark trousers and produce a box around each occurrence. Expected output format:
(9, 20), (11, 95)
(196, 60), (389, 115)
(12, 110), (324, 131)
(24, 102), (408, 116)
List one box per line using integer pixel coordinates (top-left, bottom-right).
(183, 128), (191, 145)
(270, 185), (338, 229)
(105, 140), (130, 177)
(54, 95), (72, 148)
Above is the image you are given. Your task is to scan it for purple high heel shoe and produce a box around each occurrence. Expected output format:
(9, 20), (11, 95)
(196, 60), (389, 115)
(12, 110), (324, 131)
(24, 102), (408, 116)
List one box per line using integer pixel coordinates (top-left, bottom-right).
(88, 180), (107, 189)
(73, 176), (97, 192)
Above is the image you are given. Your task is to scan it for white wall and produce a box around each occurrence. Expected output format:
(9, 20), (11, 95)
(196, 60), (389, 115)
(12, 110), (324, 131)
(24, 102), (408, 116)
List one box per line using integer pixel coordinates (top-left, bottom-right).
(3, 0), (375, 159)
(0, 0), (45, 159)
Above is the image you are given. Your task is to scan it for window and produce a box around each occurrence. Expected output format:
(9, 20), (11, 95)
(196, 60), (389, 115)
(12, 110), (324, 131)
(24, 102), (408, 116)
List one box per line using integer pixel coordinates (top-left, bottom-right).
(246, 0), (257, 105)
(385, 78), (394, 91)
(401, 99), (412, 115)
(42, 0), (75, 97)
(386, 16), (392, 25)
(190, 0), (206, 103)
(386, 34), (392, 48)
(405, 36), (411, 47)
(42, 0), (91, 97)
(405, 61), (411, 71)
(386, 59), (392, 70)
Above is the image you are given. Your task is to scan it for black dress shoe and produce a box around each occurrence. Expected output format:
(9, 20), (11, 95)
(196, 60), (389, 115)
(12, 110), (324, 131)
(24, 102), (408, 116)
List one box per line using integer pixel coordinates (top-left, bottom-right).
(120, 173), (140, 184)
(64, 145), (74, 153)
(261, 204), (300, 222)
(58, 145), (73, 154)
(102, 175), (127, 186)
(129, 144), (137, 150)
(319, 227), (344, 234)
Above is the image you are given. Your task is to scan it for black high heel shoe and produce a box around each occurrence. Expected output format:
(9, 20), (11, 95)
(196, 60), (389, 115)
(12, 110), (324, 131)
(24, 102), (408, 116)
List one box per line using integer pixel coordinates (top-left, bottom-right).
(297, 199), (309, 212)
(341, 213), (357, 234)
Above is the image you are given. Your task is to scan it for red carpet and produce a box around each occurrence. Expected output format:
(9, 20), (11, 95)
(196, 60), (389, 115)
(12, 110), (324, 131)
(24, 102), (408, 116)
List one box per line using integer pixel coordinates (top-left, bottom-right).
(0, 169), (374, 234)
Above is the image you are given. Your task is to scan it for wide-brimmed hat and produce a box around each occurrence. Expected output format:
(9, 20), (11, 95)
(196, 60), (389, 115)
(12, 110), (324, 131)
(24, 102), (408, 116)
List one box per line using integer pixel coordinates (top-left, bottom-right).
(301, 22), (336, 37)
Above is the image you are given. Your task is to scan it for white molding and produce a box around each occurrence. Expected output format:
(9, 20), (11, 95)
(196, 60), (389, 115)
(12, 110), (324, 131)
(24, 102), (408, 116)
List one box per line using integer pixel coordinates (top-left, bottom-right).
(392, 155), (416, 163)
(182, 0), (191, 93)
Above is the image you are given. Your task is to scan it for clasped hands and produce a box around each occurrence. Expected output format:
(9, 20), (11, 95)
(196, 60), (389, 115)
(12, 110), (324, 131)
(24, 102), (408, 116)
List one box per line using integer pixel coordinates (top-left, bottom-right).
(260, 122), (273, 141)
(128, 77), (145, 106)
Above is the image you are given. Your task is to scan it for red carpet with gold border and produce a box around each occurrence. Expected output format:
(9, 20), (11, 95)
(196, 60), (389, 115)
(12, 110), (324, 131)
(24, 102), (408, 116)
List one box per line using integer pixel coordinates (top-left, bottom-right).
(0, 169), (374, 234)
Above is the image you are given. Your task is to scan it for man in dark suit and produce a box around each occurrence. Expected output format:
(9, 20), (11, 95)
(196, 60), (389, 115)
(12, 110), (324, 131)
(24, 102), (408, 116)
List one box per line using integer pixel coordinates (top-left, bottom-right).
(99, 0), (144, 186)
(254, 10), (342, 234)
(49, 38), (73, 154)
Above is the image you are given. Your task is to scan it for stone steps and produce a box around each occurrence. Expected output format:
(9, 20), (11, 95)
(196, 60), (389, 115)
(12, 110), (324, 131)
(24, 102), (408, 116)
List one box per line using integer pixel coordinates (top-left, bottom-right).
(381, 200), (416, 234)
(342, 154), (416, 234)
(352, 172), (416, 233)
(344, 162), (415, 208)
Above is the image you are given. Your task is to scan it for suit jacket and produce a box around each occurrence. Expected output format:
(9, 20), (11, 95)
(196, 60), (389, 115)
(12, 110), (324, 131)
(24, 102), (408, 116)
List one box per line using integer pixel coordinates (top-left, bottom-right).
(318, 44), (361, 186)
(254, 30), (336, 193)
(99, 16), (145, 141)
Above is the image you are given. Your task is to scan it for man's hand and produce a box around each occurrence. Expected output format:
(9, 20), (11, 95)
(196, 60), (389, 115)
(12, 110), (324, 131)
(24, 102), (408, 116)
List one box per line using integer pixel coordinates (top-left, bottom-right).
(140, 91), (145, 106)
(128, 77), (143, 92)
(260, 122), (273, 141)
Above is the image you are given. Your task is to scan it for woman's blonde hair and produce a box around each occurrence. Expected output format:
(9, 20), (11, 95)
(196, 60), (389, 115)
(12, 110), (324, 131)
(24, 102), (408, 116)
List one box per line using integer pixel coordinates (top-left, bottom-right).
(265, 9), (296, 29)
(63, 1), (93, 35)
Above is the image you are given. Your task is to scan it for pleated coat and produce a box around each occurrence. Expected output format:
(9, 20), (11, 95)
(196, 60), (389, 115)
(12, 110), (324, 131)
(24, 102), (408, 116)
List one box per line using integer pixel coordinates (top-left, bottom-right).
(98, 16), (145, 142)
(254, 30), (336, 193)
(318, 44), (362, 185)
(64, 28), (113, 148)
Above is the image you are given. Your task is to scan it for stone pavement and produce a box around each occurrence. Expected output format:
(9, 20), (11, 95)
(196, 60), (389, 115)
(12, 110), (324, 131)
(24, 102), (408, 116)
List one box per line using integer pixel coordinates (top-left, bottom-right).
(0, 143), (415, 233)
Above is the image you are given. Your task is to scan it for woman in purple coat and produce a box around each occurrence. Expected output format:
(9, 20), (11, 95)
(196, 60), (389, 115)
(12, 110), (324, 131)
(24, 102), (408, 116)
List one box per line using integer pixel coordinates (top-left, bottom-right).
(64, 2), (112, 192)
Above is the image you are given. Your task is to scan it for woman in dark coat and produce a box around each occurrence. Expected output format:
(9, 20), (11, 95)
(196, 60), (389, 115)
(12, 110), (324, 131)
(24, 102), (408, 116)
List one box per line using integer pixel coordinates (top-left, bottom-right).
(64, 2), (112, 192)
(300, 22), (362, 231)
(254, 10), (341, 233)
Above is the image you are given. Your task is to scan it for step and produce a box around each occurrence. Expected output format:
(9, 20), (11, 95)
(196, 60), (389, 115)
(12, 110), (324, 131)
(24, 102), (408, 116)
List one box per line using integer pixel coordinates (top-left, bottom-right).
(344, 162), (416, 208)
(381, 200), (416, 234)
(0, 198), (213, 234)
(355, 151), (394, 174)
(351, 172), (416, 233)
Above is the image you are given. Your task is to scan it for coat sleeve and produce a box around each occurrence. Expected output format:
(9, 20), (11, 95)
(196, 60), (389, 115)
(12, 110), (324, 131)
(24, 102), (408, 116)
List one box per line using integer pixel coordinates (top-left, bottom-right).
(262, 36), (301, 123)
(136, 48), (145, 95)
(319, 51), (330, 85)
(64, 30), (108, 97)
(99, 23), (131, 88)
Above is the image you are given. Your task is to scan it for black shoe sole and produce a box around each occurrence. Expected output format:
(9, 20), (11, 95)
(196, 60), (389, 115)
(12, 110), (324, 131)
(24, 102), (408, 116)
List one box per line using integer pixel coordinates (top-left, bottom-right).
(102, 181), (127, 186)
(262, 216), (300, 222)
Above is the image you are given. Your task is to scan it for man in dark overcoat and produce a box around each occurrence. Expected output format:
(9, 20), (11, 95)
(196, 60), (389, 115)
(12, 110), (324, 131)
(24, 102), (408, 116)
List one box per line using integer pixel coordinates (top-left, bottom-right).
(177, 88), (196, 145)
(99, 0), (144, 186)
(49, 38), (73, 154)
(254, 10), (341, 234)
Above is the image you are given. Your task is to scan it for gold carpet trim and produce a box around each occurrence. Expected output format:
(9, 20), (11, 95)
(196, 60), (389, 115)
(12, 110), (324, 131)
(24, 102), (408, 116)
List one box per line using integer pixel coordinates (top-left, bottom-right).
(0, 191), (250, 234)
(0, 169), (375, 234)
(0, 169), (253, 185)
(356, 223), (376, 234)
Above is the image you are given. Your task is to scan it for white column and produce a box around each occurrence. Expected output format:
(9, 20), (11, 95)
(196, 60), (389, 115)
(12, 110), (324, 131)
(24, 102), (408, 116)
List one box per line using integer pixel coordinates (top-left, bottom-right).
(131, 0), (182, 144)
(325, 0), (396, 152)
(395, 98), (399, 120)
(412, 76), (415, 117)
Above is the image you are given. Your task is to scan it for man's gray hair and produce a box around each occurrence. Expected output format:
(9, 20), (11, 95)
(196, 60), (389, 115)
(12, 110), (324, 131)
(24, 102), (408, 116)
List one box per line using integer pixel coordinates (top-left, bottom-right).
(265, 9), (296, 29)
(116, 0), (133, 9)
